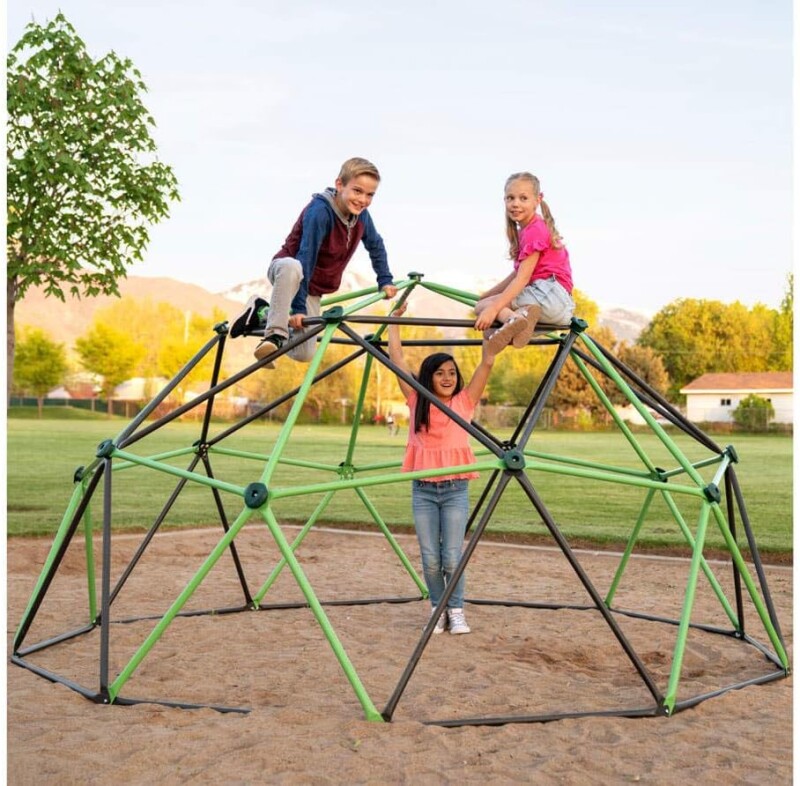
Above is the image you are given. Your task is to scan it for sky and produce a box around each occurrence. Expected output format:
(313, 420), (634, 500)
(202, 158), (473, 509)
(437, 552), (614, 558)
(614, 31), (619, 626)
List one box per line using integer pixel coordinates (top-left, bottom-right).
(6, 0), (794, 316)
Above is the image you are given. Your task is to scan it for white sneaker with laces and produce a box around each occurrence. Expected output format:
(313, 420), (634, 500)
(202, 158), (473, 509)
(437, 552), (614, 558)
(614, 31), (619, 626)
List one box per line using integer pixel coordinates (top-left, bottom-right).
(230, 295), (269, 338)
(448, 607), (471, 635)
(428, 606), (447, 634)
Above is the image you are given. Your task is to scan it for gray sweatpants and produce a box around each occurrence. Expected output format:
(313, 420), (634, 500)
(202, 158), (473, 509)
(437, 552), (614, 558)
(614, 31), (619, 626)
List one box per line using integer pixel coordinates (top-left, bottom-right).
(265, 256), (320, 362)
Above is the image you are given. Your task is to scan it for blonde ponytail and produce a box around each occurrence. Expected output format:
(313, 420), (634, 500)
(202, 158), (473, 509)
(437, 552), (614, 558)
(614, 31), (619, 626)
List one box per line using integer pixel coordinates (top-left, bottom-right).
(539, 198), (563, 249)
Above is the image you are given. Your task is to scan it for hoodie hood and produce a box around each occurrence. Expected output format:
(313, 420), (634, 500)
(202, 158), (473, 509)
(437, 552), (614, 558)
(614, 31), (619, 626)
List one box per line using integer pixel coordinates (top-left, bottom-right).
(317, 187), (359, 230)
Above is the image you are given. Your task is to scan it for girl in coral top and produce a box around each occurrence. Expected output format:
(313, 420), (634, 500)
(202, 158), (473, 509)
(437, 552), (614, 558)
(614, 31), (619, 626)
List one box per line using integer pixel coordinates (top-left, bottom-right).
(388, 303), (496, 635)
(474, 172), (575, 353)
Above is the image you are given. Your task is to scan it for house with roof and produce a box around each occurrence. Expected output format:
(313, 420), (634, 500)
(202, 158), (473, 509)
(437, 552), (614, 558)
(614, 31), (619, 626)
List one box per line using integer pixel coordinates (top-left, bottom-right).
(679, 371), (793, 424)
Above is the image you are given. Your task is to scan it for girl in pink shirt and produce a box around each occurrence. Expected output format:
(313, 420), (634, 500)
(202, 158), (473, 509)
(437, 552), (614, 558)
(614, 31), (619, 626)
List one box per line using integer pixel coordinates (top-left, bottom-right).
(388, 303), (495, 635)
(474, 172), (575, 353)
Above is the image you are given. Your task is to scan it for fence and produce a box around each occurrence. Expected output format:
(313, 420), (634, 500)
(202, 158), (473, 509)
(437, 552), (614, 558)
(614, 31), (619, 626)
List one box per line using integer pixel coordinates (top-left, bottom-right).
(9, 396), (142, 417)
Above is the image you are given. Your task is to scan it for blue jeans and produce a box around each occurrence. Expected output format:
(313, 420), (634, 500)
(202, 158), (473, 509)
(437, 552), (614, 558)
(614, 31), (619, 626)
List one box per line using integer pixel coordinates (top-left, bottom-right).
(411, 479), (470, 609)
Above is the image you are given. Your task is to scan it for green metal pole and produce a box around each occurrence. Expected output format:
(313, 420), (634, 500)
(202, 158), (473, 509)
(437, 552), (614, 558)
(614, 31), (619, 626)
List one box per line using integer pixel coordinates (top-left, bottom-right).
(110, 446), (197, 472)
(82, 478), (98, 622)
(112, 448), (246, 496)
(108, 506), (254, 701)
(513, 458), (704, 498)
(570, 353), (659, 474)
(262, 507), (384, 722)
(663, 503), (712, 713)
(354, 487), (427, 596)
(268, 460), (502, 500)
(255, 490), (337, 601)
(419, 280), (480, 308)
(660, 491), (738, 627)
(14, 482), (87, 645)
(605, 489), (656, 605)
(658, 454), (726, 480)
(522, 447), (657, 481)
(258, 324), (335, 486)
(345, 350), (373, 466)
(577, 333), (710, 489)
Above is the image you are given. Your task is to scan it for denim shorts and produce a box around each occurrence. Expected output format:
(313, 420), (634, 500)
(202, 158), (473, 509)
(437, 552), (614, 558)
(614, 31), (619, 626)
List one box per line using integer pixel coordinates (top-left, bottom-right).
(513, 275), (575, 325)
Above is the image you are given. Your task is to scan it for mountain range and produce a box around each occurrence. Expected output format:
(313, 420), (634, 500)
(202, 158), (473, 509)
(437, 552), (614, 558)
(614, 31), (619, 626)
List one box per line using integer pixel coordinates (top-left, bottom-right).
(13, 272), (651, 356)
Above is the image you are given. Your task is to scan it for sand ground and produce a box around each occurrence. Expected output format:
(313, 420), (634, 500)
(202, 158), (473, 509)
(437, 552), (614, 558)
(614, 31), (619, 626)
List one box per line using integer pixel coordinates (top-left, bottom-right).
(7, 526), (793, 784)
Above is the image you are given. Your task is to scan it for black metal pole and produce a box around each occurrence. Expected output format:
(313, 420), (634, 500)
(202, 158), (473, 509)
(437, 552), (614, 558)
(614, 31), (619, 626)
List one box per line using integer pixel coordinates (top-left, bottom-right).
(382, 473), (514, 720)
(514, 471), (663, 704)
(99, 459), (113, 699)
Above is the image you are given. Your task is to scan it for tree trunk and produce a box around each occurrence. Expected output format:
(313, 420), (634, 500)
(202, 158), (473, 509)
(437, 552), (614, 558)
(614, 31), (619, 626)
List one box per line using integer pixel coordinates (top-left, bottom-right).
(37, 395), (43, 418)
(7, 276), (17, 408)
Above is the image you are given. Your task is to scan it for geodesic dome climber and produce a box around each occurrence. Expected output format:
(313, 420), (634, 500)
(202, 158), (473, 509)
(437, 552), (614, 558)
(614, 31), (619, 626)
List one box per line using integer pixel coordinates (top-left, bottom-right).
(12, 272), (789, 726)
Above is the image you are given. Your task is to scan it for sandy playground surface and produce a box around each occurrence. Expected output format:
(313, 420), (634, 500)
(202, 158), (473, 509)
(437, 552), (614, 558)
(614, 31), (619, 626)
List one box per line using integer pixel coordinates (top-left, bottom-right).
(6, 525), (793, 784)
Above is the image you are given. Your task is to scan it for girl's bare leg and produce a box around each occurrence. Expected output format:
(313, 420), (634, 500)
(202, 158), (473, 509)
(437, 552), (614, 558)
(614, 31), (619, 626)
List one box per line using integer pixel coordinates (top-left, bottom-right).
(475, 295), (516, 325)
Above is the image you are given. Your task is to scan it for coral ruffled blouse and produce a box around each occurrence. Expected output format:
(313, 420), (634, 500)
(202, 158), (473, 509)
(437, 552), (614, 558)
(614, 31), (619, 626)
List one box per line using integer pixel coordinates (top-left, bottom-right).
(402, 390), (479, 481)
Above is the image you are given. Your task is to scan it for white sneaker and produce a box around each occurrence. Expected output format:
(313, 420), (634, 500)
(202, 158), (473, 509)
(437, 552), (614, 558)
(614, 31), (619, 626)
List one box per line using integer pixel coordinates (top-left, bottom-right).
(230, 295), (269, 338)
(428, 606), (447, 634)
(448, 607), (471, 635)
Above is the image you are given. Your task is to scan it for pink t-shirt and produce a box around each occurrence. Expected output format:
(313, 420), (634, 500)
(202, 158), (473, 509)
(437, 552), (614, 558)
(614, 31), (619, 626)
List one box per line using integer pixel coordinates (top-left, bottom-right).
(402, 389), (479, 481)
(515, 216), (573, 293)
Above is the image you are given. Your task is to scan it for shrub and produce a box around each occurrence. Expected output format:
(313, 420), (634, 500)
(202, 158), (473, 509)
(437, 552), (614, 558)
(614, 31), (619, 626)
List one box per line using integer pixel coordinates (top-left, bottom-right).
(732, 394), (774, 432)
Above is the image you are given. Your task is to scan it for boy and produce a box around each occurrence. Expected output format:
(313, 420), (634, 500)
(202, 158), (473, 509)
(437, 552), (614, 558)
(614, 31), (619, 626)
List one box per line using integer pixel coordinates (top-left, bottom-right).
(232, 157), (397, 365)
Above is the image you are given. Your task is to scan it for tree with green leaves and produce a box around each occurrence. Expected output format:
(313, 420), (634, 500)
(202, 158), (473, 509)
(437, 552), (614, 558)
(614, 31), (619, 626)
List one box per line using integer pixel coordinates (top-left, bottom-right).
(771, 273), (793, 370)
(6, 12), (180, 404)
(549, 324), (619, 417)
(156, 309), (229, 403)
(637, 298), (778, 398)
(75, 323), (145, 415)
(606, 343), (671, 406)
(13, 327), (68, 417)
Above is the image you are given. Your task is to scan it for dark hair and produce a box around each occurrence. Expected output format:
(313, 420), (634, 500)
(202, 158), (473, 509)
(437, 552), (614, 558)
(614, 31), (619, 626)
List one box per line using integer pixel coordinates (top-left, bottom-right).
(413, 353), (464, 432)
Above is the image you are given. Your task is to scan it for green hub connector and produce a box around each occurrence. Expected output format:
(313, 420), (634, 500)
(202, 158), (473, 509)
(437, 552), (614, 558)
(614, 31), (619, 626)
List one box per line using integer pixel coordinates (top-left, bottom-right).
(322, 306), (344, 322)
(338, 462), (355, 480)
(570, 317), (589, 333)
(502, 449), (526, 471)
(96, 439), (115, 458)
(244, 482), (269, 508)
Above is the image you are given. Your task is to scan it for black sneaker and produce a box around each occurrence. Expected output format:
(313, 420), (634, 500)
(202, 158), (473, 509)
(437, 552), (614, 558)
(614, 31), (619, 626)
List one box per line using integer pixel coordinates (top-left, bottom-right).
(254, 333), (285, 367)
(229, 295), (269, 338)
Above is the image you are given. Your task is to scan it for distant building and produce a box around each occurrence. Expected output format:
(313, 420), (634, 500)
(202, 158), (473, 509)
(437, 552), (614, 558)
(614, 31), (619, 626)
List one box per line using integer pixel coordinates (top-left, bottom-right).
(679, 372), (793, 424)
(612, 404), (670, 427)
(46, 386), (72, 399)
(113, 377), (170, 401)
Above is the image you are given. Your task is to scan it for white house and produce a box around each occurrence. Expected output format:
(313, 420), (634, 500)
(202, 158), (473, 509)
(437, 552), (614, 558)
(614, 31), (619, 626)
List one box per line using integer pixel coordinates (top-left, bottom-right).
(113, 377), (170, 401)
(46, 386), (72, 399)
(679, 372), (793, 424)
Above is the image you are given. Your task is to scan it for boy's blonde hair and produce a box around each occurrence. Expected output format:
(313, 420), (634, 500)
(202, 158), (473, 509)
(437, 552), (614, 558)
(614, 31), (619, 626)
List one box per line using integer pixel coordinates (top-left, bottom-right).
(504, 172), (563, 259)
(338, 157), (381, 185)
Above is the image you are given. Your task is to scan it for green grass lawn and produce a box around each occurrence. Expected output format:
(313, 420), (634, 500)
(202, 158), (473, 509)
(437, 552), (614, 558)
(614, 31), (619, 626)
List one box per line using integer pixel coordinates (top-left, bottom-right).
(6, 411), (793, 555)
